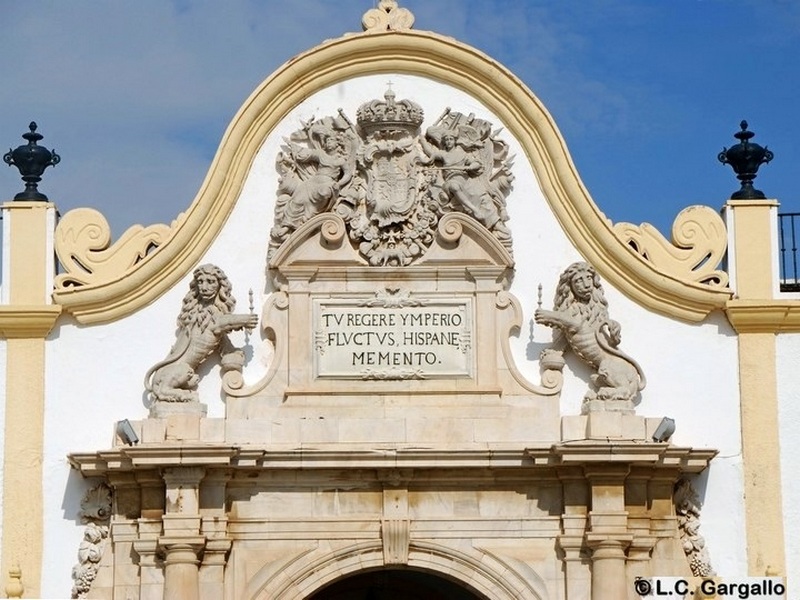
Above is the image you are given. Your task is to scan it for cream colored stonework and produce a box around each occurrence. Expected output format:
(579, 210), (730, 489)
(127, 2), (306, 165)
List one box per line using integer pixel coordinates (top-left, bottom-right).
(5, 2), (797, 598)
(67, 202), (718, 598)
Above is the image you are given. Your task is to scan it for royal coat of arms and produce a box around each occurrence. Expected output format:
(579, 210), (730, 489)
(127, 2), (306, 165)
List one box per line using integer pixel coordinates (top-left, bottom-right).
(269, 87), (514, 266)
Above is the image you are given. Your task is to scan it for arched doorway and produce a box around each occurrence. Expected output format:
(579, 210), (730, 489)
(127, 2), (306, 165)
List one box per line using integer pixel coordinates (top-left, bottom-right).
(306, 568), (486, 600)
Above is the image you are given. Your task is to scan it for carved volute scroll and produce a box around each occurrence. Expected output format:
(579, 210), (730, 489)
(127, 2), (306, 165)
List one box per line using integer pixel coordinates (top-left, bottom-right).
(54, 207), (174, 289)
(143, 264), (257, 413)
(268, 87), (515, 268)
(613, 205), (729, 287)
(535, 262), (645, 414)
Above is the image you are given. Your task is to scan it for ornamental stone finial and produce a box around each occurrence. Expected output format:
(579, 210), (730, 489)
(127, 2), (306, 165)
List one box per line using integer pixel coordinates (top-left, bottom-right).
(5, 565), (23, 599)
(362, 0), (415, 32)
(718, 120), (773, 200)
(3, 122), (61, 201)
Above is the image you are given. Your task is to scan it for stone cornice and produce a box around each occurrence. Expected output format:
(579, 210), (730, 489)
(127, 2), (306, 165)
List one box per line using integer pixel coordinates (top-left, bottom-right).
(69, 443), (716, 477)
(53, 29), (729, 325)
(725, 299), (800, 333)
(0, 305), (62, 338)
(530, 441), (718, 473)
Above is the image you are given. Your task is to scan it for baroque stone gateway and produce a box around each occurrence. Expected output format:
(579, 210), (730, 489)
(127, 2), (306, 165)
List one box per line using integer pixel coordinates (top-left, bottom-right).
(53, 4), (742, 599)
(269, 87), (515, 265)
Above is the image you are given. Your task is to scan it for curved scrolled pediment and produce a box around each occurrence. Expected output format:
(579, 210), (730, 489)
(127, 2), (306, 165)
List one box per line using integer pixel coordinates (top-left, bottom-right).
(269, 212), (513, 274)
(53, 29), (730, 324)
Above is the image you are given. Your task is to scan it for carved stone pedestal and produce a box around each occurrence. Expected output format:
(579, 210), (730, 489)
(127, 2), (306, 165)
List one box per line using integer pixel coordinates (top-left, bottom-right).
(561, 413), (666, 441)
(149, 401), (208, 419)
(581, 398), (636, 414)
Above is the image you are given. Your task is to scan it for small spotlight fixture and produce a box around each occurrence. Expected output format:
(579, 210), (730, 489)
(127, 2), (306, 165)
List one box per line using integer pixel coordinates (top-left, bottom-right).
(117, 419), (139, 446)
(652, 417), (675, 443)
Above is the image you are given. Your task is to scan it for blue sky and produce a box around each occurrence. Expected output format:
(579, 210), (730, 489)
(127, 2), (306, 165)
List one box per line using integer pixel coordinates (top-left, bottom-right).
(1, 0), (798, 237)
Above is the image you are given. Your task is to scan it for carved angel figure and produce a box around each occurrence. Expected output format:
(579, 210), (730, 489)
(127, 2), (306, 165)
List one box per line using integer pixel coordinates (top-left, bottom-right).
(419, 113), (513, 249)
(269, 118), (358, 255)
(535, 262), (645, 411)
(144, 264), (257, 403)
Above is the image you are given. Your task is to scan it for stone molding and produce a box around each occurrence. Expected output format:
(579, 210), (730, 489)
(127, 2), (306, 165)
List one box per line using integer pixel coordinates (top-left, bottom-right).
(0, 305), (62, 338)
(245, 540), (547, 600)
(51, 30), (730, 325)
(70, 442), (715, 476)
(725, 299), (800, 333)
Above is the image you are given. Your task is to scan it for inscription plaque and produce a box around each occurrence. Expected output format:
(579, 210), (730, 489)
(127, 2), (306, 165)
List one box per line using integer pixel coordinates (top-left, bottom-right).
(313, 297), (473, 379)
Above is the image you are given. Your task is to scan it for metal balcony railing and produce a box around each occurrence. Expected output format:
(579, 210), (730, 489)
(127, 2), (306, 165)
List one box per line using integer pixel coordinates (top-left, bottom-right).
(779, 212), (800, 292)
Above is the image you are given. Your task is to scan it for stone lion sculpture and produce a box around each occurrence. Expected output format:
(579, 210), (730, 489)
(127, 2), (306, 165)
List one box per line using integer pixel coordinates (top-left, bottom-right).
(535, 262), (645, 411)
(144, 264), (258, 404)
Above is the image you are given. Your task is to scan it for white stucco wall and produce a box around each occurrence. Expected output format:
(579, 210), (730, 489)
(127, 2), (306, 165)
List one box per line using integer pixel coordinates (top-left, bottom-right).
(777, 334), (800, 593)
(41, 74), (746, 594)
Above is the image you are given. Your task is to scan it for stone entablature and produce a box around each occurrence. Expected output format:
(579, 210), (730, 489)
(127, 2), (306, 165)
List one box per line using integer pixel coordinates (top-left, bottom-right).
(69, 439), (716, 600)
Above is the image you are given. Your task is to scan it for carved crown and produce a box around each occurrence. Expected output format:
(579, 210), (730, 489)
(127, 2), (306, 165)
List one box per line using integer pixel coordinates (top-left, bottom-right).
(356, 88), (423, 137)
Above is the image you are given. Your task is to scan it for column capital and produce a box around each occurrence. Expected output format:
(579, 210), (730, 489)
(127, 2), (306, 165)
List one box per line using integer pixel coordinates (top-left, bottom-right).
(158, 537), (206, 562)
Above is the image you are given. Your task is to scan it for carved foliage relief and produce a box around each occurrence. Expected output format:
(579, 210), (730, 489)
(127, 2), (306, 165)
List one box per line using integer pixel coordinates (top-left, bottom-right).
(674, 479), (715, 577)
(269, 88), (515, 266)
(71, 484), (112, 599)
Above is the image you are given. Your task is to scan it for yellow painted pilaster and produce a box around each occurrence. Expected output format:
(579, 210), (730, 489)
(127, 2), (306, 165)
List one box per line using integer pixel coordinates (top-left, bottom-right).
(0, 201), (59, 598)
(727, 199), (778, 299)
(724, 198), (786, 575)
(1, 339), (45, 597)
(737, 333), (785, 574)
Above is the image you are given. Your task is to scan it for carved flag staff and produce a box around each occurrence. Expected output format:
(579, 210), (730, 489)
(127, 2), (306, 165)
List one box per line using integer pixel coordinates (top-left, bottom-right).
(530, 283), (543, 343)
(246, 288), (255, 344)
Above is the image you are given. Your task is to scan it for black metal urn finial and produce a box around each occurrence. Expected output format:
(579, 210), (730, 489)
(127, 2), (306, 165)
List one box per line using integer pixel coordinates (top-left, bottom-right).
(718, 120), (773, 200)
(3, 122), (61, 201)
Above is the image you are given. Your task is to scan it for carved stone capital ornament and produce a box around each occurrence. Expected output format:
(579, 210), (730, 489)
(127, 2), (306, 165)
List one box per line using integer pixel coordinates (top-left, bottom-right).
(362, 0), (415, 32)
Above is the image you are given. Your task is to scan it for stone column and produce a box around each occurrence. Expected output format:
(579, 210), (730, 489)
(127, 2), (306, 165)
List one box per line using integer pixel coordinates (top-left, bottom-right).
(162, 541), (204, 600)
(648, 468), (682, 575)
(199, 470), (231, 600)
(159, 467), (206, 600)
(133, 539), (164, 600)
(625, 467), (656, 582)
(199, 539), (232, 600)
(585, 465), (632, 600)
(558, 466), (591, 600)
